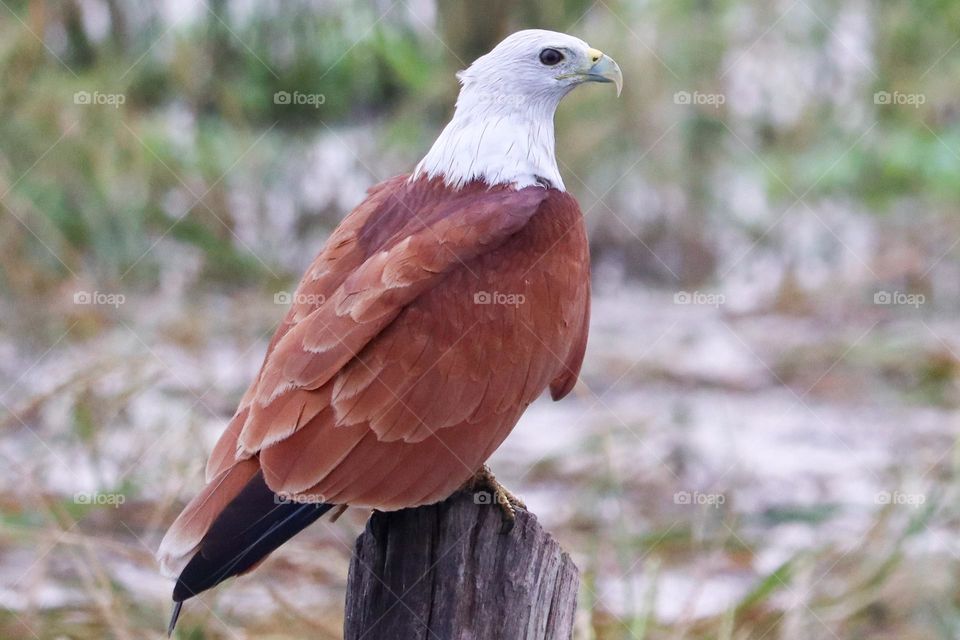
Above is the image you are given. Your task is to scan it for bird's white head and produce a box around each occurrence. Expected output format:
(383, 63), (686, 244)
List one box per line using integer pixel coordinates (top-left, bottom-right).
(413, 29), (622, 191)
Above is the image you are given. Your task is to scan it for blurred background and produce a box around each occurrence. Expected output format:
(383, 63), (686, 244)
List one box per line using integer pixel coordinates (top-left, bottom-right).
(2, 0), (959, 638)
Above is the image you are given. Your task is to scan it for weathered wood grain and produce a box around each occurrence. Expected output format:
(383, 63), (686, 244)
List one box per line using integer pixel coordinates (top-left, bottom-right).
(344, 490), (579, 640)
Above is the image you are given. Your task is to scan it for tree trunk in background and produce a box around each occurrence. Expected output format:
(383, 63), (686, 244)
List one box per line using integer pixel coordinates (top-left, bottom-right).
(344, 491), (580, 640)
(672, 0), (725, 286)
(63, 0), (96, 68)
(437, 1), (511, 62)
(437, 0), (597, 61)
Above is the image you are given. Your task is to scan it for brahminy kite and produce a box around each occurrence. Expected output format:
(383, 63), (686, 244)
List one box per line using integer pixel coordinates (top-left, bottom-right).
(158, 29), (621, 633)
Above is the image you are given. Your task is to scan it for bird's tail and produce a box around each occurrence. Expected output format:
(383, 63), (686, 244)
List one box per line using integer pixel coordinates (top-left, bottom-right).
(159, 468), (333, 635)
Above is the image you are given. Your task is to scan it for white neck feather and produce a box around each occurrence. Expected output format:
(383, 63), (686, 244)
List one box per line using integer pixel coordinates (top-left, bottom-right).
(412, 89), (565, 191)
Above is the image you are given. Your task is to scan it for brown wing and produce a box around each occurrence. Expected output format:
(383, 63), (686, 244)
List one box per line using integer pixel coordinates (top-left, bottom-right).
(257, 185), (591, 506)
(206, 176), (548, 476)
(205, 176), (402, 480)
(160, 176), (589, 576)
(234, 179), (549, 452)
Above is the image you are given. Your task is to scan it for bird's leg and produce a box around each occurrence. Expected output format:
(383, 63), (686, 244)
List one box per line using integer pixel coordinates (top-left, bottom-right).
(466, 465), (526, 533)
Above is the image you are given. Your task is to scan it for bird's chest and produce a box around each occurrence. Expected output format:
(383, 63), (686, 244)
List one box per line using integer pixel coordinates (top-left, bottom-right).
(486, 207), (586, 304)
(460, 203), (590, 361)
(399, 193), (590, 402)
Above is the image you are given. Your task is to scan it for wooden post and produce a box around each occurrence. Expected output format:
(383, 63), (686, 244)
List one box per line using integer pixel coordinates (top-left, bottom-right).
(344, 490), (580, 640)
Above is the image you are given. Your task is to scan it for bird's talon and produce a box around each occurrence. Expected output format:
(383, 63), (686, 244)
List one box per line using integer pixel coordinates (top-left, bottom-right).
(466, 465), (524, 533)
(499, 494), (519, 534)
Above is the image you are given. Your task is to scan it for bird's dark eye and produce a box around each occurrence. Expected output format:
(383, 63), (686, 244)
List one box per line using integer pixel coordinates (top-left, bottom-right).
(539, 48), (564, 66)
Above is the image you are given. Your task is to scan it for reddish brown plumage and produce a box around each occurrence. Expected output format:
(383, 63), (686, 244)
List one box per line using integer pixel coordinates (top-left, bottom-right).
(158, 173), (590, 592)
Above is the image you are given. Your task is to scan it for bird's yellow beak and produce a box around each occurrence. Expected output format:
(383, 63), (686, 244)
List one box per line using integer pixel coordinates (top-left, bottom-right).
(582, 48), (623, 96)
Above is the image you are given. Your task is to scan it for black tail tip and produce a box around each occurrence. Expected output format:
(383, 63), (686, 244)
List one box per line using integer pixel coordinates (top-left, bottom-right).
(167, 600), (183, 637)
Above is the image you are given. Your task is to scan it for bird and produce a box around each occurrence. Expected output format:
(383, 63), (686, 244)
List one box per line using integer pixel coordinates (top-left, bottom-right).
(157, 28), (621, 635)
